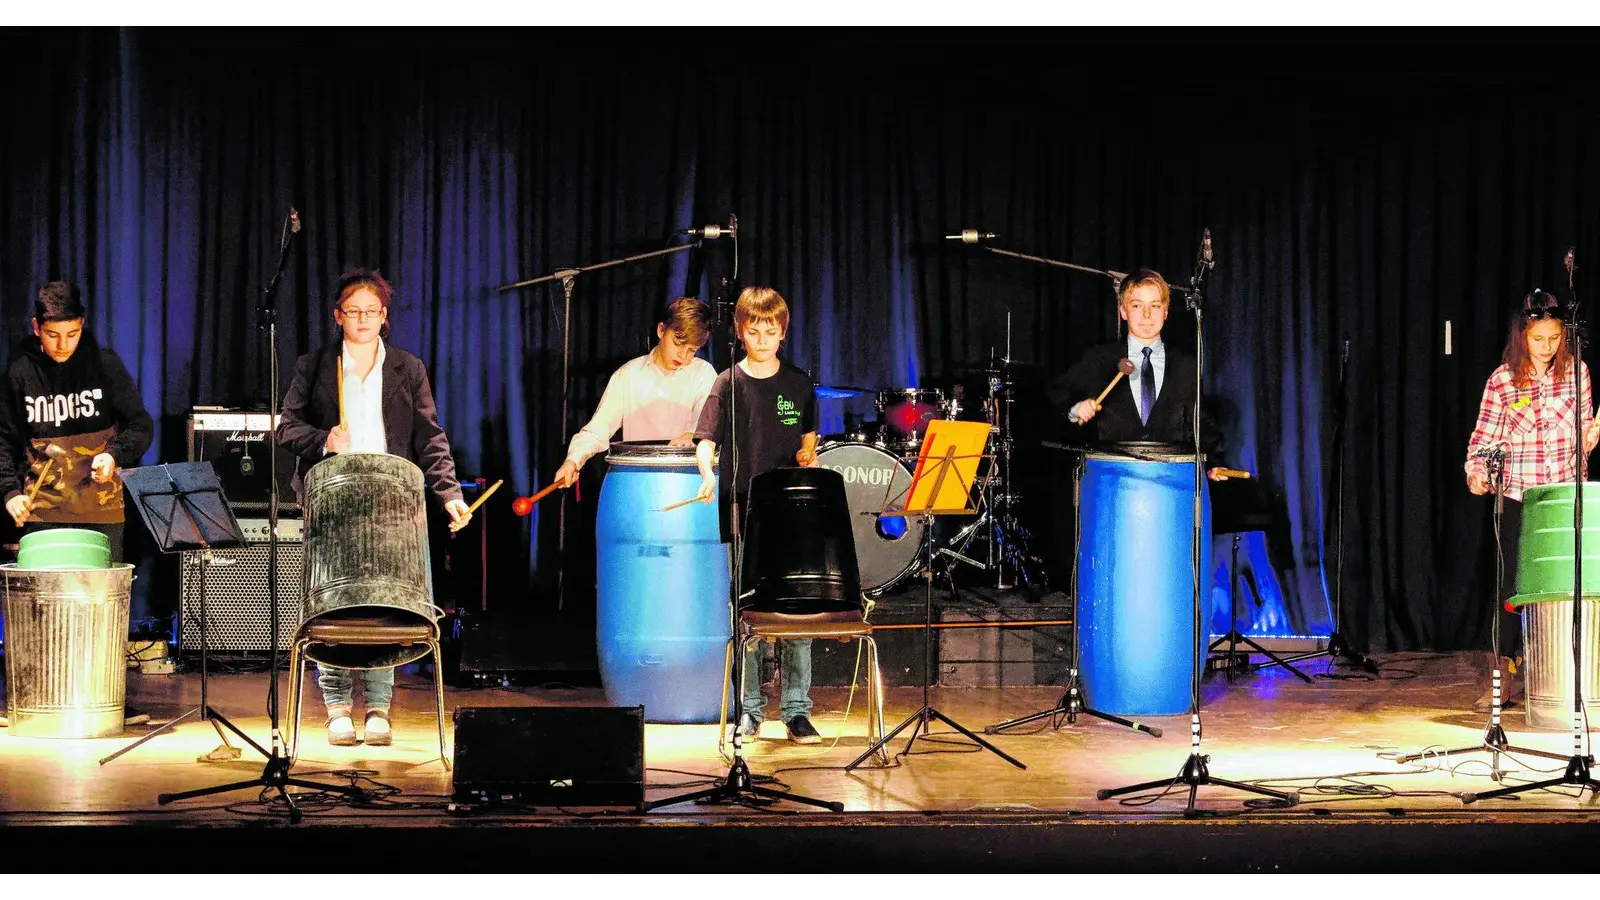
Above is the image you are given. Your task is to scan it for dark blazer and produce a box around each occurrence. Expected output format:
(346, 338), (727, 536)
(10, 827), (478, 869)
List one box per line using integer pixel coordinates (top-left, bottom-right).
(1046, 340), (1219, 454)
(277, 342), (464, 506)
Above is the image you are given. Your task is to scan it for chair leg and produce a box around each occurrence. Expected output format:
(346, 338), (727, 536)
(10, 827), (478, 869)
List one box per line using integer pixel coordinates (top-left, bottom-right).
(288, 640), (305, 766)
(717, 637), (734, 761)
(430, 639), (450, 770)
(862, 635), (888, 765)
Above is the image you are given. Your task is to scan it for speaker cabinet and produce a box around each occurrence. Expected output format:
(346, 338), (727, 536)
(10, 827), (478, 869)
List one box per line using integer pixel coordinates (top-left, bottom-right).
(179, 518), (303, 653)
(187, 408), (300, 514)
(451, 706), (645, 810)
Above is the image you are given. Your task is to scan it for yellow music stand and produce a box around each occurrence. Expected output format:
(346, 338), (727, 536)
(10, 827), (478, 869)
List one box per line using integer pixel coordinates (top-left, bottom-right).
(847, 418), (1025, 771)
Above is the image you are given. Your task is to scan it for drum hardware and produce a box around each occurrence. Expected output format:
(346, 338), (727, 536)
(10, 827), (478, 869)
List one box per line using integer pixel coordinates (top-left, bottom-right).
(847, 420), (1025, 772)
(937, 310), (1046, 592)
(1095, 227), (1297, 815)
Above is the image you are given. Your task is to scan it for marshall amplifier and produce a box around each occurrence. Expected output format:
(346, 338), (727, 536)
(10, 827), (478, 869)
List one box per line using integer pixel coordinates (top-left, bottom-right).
(179, 517), (303, 654)
(187, 408), (301, 515)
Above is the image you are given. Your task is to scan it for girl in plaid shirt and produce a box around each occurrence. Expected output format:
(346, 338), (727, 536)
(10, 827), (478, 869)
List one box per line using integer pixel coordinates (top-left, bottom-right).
(1464, 292), (1600, 706)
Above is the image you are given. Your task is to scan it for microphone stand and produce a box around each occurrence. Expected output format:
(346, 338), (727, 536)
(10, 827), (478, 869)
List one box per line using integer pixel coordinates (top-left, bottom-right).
(1465, 249), (1600, 805)
(1253, 336), (1379, 676)
(495, 221), (730, 609)
(1096, 232), (1298, 817)
(157, 208), (359, 823)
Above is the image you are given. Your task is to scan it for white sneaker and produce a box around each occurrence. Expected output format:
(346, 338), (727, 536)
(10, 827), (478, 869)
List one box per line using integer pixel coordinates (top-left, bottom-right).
(327, 715), (357, 746)
(364, 712), (392, 746)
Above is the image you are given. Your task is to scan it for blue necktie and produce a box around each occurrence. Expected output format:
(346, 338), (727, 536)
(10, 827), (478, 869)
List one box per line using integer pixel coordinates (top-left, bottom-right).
(1139, 346), (1155, 426)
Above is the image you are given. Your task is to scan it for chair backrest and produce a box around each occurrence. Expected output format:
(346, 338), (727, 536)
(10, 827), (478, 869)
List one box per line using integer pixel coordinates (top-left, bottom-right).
(739, 466), (863, 615)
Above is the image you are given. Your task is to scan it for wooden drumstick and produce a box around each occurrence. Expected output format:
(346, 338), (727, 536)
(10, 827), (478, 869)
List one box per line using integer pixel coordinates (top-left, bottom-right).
(336, 355), (347, 429)
(659, 495), (699, 512)
(1094, 358), (1137, 407)
(21, 458), (53, 519)
(463, 479), (504, 516)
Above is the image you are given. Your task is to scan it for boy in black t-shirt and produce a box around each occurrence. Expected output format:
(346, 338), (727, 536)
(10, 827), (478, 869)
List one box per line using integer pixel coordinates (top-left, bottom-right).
(693, 286), (822, 744)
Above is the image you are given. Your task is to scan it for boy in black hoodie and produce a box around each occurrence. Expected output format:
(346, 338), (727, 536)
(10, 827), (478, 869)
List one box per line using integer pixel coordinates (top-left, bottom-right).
(0, 281), (153, 562)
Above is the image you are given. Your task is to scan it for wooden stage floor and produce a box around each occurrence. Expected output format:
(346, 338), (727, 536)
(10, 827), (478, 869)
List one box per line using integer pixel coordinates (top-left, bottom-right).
(2, 650), (1597, 870)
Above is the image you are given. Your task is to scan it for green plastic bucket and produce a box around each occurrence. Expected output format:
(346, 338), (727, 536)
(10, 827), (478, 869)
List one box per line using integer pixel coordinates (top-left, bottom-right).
(16, 528), (111, 571)
(1504, 482), (1600, 730)
(1505, 482), (1600, 607)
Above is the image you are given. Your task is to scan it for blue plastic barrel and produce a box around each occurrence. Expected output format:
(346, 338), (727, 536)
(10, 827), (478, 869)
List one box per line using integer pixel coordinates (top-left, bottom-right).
(1077, 448), (1212, 717)
(595, 441), (732, 723)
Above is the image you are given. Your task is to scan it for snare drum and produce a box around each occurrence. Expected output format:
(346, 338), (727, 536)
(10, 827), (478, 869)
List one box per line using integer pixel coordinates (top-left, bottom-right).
(815, 441), (924, 594)
(876, 388), (948, 453)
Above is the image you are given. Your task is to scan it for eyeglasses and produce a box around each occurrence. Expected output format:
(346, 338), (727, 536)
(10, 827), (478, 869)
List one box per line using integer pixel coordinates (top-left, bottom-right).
(338, 307), (385, 321)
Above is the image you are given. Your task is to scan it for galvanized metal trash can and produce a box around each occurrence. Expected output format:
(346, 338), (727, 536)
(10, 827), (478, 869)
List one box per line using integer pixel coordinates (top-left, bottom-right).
(1520, 598), (1600, 731)
(2, 564), (135, 738)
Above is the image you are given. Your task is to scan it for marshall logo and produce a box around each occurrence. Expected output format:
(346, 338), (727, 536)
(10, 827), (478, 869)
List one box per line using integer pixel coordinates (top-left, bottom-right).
(228, 431), (268, 443)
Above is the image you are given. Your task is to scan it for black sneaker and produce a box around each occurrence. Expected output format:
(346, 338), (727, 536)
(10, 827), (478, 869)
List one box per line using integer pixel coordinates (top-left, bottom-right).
(785, 715), (821, 745)
(737, 714), (760, 740)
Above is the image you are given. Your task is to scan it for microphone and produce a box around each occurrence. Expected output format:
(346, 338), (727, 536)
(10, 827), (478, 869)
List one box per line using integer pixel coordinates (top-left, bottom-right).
(681, 222), (736, 240)
(1473, 441), (1511, 460)
(1566, 246), (1577, 275)
(945, 229), (998, 244)
(288, 206), (302, 235)
(1342, 334), (1351, 365)
(1202, 227), (1214, 268)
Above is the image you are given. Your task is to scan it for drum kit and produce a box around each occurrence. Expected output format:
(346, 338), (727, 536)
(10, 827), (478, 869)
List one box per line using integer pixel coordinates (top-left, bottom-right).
(813, 352), (1045, 597)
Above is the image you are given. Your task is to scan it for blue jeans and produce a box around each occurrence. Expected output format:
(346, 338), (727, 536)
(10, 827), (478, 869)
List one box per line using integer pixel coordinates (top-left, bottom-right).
(317, 665), (394, 717)
(741, 638), (813, 723)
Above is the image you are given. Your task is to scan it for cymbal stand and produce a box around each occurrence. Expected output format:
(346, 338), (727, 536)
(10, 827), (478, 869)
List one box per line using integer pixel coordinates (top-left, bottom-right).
(935, 311), (1046, 592)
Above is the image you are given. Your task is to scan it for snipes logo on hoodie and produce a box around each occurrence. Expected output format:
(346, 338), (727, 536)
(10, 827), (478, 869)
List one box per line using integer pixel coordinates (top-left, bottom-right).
(26, 390), (104, 427)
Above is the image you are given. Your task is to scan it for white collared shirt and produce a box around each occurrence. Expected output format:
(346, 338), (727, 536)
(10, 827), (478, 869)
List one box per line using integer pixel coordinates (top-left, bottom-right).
(341, 338), (388, 453)
(564, 352), (717, 467)
(1127, 334), (1166, 420)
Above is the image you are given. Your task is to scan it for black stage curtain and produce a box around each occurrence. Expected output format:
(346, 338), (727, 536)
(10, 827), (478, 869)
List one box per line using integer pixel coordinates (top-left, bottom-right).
(2, 28), (1594, 652)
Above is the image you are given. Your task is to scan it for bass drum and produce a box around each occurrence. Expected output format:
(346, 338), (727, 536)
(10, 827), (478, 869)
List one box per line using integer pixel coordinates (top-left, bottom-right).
(815, 441), (924, 595)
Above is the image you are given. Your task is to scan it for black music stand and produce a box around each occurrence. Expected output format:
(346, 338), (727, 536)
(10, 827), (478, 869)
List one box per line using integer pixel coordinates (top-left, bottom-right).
(99, 462), (259, 765)
(1206, 476), (1311, 683)
(847, 420), (1025, 771)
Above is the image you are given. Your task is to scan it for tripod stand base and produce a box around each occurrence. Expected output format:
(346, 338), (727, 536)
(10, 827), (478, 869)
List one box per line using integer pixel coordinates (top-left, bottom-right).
(99, 705), (265, 767)
(1097, 751), (1299, 818)
(849, 705), (1027, 771)
(1396, 720), (1573, 780)
(158, 750), (368, 824)
(646, 753), (844, 812)
(1462, 752), (1600, 804)
(1208, 632), (1313, 683)
(1265, 631), (1379, 677)
(984, 678), (1163, 738)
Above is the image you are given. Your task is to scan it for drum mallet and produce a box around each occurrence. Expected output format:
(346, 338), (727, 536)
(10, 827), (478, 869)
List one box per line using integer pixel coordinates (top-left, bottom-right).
(18, 458), (53, 523)
(1092, 358), (1137, 408)
(512, 482), (565, 516)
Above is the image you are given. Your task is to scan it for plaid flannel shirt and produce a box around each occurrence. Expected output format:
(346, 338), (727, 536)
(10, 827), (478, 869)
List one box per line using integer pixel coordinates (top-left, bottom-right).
(1465, 362), (1594, 501)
